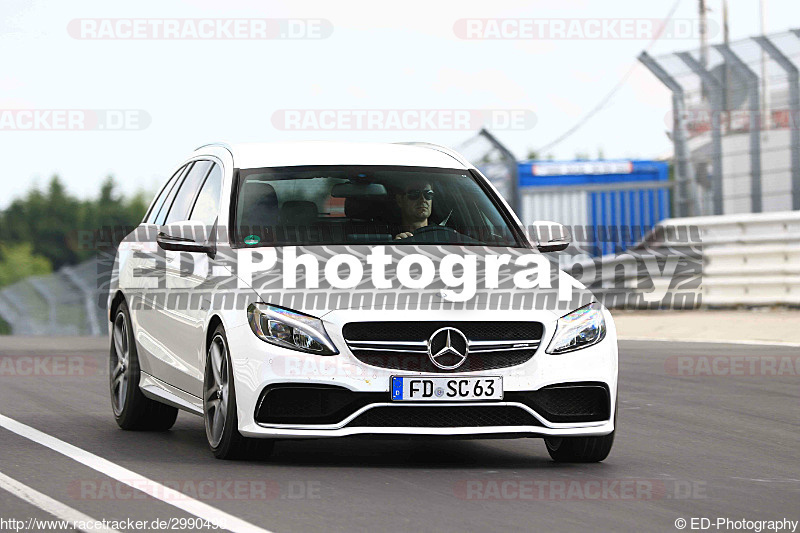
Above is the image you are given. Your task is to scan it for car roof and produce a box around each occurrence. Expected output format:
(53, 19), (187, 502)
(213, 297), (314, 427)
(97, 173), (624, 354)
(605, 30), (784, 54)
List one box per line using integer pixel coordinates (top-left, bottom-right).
(192, 141), (471, 170)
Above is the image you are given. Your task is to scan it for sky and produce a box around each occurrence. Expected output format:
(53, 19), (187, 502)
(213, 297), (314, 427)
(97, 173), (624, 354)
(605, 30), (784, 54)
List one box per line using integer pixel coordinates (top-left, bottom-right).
(0, 0), (797, 208)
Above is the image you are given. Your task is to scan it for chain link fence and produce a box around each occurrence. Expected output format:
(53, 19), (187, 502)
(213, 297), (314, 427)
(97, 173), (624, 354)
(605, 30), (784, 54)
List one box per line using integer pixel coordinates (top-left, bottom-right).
(640, 28), (800, 216)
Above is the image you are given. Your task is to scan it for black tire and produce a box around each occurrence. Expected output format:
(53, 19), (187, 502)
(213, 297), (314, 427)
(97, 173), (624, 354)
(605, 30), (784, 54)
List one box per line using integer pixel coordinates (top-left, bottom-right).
(544, 432), (614, 463)
(204, 324), (274, 460)
(110, 301), (179, 431)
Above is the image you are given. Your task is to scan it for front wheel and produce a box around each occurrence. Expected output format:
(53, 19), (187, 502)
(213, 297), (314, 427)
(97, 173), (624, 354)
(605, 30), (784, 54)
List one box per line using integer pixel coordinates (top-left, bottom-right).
(544, 432), (614, 463)
(204, 324), (274, 460)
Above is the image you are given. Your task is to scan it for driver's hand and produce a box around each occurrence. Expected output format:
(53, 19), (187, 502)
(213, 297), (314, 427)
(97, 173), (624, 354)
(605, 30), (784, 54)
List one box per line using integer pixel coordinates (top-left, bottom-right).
(394, 232), (414, 240)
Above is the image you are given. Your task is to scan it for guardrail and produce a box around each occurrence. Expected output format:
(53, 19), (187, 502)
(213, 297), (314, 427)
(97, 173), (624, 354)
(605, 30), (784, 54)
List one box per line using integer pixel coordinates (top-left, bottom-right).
(568, 210), (800, 308)
(670, 211), (800, 306)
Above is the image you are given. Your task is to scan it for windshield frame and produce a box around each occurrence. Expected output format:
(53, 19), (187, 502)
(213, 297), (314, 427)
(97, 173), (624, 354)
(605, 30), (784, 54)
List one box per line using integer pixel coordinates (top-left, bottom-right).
(229, 164), (528, 249)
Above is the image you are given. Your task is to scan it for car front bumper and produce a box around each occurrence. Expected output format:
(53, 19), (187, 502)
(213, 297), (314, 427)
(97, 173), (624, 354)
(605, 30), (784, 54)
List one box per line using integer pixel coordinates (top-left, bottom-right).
(224, 307), (618, 439)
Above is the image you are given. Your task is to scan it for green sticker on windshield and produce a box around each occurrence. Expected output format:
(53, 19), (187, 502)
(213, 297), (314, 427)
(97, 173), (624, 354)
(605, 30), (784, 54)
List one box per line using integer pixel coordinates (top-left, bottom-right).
(244, 235), (261, 246)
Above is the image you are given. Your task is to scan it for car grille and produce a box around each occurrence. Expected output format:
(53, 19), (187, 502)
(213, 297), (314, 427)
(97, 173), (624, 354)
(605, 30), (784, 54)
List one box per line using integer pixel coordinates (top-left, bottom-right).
(255, 385), (385, 425)
(506, 383), (611, 422)
(347, 406), (542, 428)
(342, 321), (543, 373)
(253, 383), (610, 427)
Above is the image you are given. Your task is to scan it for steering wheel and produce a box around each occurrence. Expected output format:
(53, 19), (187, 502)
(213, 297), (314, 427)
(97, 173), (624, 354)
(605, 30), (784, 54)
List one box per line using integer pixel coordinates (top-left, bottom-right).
(412, 224), (459, 236)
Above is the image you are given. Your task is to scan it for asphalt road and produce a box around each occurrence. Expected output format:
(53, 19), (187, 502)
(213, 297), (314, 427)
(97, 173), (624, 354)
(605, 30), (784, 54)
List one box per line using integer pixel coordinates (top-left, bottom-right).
(0, 336), (798, 533)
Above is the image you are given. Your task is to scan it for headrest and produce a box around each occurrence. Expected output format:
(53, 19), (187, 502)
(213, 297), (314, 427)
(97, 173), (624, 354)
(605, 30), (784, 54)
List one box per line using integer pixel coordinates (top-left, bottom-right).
(344, 197), (377, 220)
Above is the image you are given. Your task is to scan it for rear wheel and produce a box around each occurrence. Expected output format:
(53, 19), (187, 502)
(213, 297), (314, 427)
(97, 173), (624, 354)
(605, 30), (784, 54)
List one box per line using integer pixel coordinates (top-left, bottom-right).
(544, 432), (614, 463)
(110, 301), (178, 430)
(204, 324), (274, 460)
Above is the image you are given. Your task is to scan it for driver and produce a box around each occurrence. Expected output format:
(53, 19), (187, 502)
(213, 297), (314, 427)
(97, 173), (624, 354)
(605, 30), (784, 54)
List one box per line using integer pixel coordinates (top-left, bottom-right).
(394, 181), (434, 239)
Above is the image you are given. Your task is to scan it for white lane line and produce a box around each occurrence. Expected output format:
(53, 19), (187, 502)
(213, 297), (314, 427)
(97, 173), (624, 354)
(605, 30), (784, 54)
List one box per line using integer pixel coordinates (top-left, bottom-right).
(618, 336), (800, 347)
(0, 413), (272, 533)
(0, 471), (121, 533)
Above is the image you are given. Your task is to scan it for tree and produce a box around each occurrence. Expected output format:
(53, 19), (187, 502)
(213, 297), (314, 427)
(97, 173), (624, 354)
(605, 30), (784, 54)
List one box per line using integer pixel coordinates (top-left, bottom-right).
(0, 175), (150, 270)
(0, 243), (52, 288)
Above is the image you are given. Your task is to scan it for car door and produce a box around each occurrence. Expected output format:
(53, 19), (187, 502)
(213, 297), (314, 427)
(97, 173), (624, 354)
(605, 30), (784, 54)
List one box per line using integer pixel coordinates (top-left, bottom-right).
(151, 160), (222, 397)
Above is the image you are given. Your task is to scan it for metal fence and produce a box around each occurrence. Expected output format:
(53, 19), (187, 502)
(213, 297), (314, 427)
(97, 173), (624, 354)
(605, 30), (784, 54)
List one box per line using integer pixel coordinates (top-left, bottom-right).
(639, 28), (800, 217)
(0, 259), (106, 336)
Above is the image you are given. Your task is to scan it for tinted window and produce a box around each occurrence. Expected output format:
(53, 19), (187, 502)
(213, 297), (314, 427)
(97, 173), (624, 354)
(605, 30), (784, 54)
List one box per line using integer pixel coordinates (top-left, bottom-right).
(165, 161), (213, 224)
(235, 165), (520, 247)
(146, 165), (187, 224)
(190, 163), (223, 226)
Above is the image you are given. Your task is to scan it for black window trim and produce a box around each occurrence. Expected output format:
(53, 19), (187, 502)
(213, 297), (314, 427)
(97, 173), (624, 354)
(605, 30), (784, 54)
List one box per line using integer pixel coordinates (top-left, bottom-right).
(468, 168), (532, 249)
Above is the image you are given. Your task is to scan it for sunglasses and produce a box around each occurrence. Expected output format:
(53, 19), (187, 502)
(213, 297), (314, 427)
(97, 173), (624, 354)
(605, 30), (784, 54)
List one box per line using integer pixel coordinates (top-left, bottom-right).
(405, 189), (435, 201)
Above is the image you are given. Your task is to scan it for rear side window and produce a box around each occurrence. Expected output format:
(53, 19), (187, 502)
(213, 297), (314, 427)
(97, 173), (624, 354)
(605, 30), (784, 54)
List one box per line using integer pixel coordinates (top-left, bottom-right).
(164, 160), (213, 224)
(145, 165), (187, 224)
(190, 163), (223, 226)
(154, 163), (193, 226)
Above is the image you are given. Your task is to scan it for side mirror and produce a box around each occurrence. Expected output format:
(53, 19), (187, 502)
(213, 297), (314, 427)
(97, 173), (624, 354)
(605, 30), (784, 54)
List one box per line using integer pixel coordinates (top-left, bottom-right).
(156, 221), (216, 257)
(530, 220), (571, 253)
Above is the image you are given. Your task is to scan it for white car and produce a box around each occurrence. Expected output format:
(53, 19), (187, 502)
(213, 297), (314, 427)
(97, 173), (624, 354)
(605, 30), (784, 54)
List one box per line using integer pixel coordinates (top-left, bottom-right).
(109, 141), (618, 461)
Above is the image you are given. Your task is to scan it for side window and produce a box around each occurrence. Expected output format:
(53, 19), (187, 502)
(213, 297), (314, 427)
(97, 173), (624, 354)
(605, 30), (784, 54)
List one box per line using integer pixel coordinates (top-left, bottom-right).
(190, 163), (223, 226)
(155, 163), (193, 226)
(164, 161), (213, 224)
(146, 165), (187, 224)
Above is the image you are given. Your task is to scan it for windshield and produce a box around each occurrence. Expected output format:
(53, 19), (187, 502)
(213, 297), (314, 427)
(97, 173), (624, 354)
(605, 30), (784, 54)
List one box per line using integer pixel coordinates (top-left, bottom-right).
(234, 165), (522, 247)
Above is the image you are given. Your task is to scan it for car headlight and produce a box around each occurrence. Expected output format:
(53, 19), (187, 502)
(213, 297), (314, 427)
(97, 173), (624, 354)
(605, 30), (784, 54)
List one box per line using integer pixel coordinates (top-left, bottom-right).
(247, 303), (338, 355)
(546, 302), (606, 354)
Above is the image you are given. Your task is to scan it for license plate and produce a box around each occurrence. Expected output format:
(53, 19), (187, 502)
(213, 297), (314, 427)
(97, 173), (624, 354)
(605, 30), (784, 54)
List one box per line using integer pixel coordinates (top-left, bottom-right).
(391, 376), (503, 401)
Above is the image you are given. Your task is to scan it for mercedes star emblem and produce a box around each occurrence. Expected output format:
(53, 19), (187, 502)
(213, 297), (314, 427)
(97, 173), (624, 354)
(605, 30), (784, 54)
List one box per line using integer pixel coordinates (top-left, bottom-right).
(427, 327), (469, 370)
